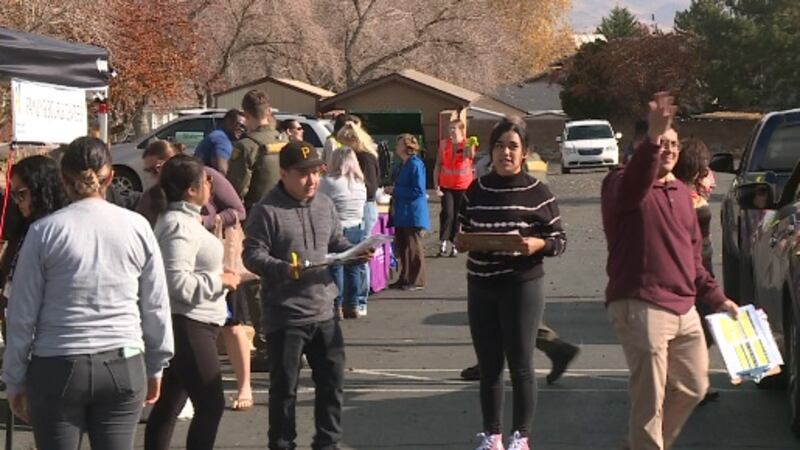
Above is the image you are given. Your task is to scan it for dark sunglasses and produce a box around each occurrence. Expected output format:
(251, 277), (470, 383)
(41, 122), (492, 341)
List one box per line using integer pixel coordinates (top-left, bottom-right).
(9, 187), (29, 203)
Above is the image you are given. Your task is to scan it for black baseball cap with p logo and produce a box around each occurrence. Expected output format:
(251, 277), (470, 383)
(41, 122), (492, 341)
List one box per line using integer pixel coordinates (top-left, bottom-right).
(279, 141), (324, 170)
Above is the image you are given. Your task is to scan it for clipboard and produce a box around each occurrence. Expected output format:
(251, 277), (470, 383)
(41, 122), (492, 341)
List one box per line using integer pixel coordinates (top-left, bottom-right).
(457, 231), (524, 252)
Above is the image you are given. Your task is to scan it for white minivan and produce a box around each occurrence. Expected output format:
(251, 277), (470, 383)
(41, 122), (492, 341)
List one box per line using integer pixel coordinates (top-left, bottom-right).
(557, 120), (621, 174)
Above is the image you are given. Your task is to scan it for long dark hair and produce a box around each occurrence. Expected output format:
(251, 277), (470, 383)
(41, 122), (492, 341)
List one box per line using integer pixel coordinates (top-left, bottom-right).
(151, 154), (206, 216)
(11, 155), (70, 222)
(673, 138), (710, 184)
(61, 136), (112, 199)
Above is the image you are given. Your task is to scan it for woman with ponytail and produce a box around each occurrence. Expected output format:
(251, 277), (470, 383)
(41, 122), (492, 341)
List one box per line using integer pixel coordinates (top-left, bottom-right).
(144, 154), (241, 450)
(2, 136), (174, 450)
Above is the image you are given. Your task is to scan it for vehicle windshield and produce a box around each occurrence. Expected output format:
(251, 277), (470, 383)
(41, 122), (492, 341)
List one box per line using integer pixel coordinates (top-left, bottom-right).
(758, 124), (800, 171)
(566, 125), (613, 141)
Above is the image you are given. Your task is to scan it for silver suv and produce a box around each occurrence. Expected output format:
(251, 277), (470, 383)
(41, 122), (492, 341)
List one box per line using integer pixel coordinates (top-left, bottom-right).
(109, 112), (332, 202)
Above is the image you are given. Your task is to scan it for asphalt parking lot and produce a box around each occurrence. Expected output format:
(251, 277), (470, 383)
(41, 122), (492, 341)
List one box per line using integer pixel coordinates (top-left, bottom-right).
(3, 166), (798, 449)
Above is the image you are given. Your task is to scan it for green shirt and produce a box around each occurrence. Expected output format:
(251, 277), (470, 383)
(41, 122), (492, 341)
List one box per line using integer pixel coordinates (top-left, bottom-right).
(227, 124), (288, 210)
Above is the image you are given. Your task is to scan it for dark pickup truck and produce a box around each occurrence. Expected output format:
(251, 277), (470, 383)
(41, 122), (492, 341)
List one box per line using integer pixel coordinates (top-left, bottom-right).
(710, 109), (800, 304)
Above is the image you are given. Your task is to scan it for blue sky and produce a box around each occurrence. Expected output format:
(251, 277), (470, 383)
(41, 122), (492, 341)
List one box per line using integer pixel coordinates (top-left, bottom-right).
(571, 0), (693, 32)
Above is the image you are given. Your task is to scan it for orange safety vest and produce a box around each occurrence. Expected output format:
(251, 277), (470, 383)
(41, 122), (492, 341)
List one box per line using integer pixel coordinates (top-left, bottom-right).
(438, 139), (474, 190)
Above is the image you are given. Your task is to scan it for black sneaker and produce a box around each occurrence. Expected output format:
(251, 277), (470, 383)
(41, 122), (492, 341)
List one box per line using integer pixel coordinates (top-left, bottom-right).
(460, 364), (480, 381)
(545, 340), (580, 385)
(698, 390), (720, 406)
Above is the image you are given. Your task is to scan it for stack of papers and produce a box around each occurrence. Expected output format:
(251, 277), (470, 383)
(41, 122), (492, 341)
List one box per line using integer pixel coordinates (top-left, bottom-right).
(302, 234), (394, 268)
(706, 304), (784, 384)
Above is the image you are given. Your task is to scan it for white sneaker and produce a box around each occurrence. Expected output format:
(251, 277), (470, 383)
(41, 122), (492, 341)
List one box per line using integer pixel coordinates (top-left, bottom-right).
(438, 241), (448, 256)
(357, 304), (367, 317)
(177, 399), (195, 420)
(475, 432), (504, 450)
(506, 431), (529, 450)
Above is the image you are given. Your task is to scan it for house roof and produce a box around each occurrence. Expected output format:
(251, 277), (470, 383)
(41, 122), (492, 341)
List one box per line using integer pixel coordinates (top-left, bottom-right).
(214, 76), (336, 99)
(691, 111), (764, 121)
(493, 71), (564, 115)
(320, 69), (525, 116)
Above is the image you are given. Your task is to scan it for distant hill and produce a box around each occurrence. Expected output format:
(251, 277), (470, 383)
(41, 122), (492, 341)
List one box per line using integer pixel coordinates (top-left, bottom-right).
(571, 0), (691, 32)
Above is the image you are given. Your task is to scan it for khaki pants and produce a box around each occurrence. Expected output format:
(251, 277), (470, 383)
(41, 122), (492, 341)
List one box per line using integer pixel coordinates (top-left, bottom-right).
(607, 299), (709, 450)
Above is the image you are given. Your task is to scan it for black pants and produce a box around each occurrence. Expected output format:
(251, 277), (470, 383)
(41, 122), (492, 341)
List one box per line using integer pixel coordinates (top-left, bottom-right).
(439, 188), (466, 242)
(395, 227), (426, 287)
(468, 277), (546, 437)
(27, 350), (147, 450)
(268, 319), (345, 450)
(145, 315), (224, 450)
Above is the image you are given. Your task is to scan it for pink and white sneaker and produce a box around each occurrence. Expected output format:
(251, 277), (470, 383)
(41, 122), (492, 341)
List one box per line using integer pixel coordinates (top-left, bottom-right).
(506, 431), (529, 450)
(475, 432), (504, 450)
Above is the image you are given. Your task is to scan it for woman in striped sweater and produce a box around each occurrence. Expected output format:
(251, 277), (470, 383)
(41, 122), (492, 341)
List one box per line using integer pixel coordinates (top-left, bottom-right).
(455, 117), (566, 450)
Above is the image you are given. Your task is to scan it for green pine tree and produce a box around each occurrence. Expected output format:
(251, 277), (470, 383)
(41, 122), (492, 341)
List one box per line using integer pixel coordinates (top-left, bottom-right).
(596, 6), (648, 39)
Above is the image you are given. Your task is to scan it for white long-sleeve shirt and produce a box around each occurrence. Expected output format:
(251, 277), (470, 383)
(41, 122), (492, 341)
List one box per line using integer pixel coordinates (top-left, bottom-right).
(154, 201), (227, 326)
(2, 198), (174, 396)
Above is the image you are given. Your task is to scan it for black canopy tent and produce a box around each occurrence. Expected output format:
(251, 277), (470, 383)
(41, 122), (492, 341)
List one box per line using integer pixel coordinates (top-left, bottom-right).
(0, 26), (113, 88)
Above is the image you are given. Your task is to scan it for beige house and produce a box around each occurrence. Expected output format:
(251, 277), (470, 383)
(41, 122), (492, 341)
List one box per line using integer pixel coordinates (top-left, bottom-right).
(319, 69), (526, 154)
(213, 77), (336, 115)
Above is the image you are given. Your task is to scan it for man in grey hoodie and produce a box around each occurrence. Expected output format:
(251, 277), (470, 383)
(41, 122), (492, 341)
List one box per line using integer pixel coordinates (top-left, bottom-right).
(243, 140), (355, 450)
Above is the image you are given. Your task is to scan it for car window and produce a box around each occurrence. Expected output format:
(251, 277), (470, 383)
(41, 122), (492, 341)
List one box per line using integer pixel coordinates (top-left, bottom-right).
(154, 118), (215, 151)
(566, 125), (613, 141)
(756, 124), (800, 172)
(301, 123), (322, 147)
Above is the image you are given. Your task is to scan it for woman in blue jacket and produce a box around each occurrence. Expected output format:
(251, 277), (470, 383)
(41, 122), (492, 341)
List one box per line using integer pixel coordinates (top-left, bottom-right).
(386, 134), (430, 291)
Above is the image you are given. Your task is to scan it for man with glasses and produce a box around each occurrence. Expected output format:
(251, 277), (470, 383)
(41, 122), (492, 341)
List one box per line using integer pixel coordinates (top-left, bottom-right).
(601, 93), (739, 450)
(194, 109), (246, 175)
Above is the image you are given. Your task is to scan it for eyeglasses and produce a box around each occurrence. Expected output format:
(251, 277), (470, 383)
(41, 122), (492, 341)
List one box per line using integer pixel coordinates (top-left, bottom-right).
(660, 140), (680, 152)
(9, 187), (28, 203)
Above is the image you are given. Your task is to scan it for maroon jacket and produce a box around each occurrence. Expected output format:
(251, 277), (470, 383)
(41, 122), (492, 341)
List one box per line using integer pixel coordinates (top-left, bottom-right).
(601, 138), (725, 314)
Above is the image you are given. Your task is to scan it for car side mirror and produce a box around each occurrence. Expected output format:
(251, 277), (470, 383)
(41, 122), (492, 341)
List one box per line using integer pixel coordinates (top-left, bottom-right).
(614, 132), (623, 140)
(735, 182), (776, 210)
(555, 136), (562, 143)
(709, 153), (735, 173)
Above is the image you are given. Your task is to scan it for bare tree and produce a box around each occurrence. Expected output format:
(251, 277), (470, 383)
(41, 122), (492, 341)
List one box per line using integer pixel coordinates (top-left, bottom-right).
(190, 0), (297, 106)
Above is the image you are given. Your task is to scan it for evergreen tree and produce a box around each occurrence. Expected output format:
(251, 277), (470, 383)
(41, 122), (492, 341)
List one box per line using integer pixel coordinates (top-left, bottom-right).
(596, 6), (648, 39)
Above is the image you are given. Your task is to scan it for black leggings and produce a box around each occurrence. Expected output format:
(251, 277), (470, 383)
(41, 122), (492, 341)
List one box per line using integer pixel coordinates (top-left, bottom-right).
(145, 315), (225, 450)
(439, 188), (466, 242)
(468, 277), (546, 437)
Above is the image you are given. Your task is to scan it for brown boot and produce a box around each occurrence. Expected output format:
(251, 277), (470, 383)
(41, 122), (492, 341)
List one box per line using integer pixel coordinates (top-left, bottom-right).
(343, 307), (359, 319)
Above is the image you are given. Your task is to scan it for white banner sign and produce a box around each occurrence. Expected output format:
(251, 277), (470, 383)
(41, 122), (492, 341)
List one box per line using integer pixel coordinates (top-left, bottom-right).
(11, 78), (88, 144)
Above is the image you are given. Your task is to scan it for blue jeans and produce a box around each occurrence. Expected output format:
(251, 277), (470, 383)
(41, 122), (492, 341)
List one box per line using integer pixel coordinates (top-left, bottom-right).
(330, 225), (367, 309)
(361, 201), (379, 301)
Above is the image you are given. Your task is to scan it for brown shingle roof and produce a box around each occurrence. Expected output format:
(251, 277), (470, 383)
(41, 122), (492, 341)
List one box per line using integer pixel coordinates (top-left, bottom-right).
(214, 76), (336, 98)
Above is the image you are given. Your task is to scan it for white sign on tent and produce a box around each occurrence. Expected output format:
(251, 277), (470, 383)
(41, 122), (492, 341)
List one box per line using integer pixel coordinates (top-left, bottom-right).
(11, 78), (87, 144)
